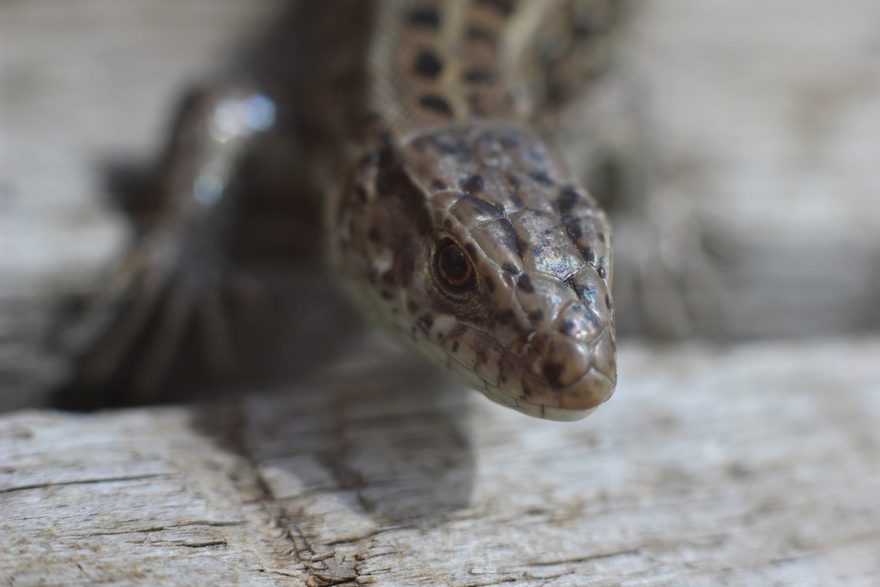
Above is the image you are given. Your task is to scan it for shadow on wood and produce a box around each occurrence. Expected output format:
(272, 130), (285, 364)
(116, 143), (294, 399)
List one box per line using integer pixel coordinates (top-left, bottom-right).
(189, 345), (476, 528)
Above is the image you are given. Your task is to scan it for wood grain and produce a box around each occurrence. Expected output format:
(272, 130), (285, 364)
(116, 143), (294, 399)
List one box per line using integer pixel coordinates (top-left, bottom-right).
(3, 339), (879, 585)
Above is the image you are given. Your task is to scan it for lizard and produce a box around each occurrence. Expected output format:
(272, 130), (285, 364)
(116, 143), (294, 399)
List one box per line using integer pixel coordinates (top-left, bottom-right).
(59, 0), (630, 421)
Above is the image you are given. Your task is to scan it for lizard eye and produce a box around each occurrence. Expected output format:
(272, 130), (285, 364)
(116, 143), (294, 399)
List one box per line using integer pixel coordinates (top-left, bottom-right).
(434, 238), (475, 292)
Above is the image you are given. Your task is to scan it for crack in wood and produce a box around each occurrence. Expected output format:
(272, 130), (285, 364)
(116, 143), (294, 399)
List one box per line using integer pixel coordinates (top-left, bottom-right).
(76, 520), (247, 537)
(460, 576), (521, 587)
(524, 546), (642, 567)
(177, 540), (229, 548)
(199, 400), (359, 585)
(324, 525), (414, 547)
(0, 473), (171, 494)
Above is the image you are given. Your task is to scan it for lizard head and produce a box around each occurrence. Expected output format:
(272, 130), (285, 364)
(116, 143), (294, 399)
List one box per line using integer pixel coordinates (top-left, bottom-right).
(330, 123), (616, 421)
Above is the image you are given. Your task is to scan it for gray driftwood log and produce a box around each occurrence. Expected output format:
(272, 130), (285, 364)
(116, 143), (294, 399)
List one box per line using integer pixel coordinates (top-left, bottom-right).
(3, 339), (880, 585)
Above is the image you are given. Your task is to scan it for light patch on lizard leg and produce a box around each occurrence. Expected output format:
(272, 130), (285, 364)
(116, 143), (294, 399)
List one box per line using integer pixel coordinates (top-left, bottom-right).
(372, 248), (394, 274)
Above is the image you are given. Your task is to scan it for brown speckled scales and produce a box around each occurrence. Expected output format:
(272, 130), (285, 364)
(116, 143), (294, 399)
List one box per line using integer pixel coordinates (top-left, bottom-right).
(63, 0), (624, 419)
(323, 0), (621, 420)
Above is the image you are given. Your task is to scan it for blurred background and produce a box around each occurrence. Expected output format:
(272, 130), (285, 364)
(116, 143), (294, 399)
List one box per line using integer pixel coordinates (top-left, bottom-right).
(1, 0), (879, 411)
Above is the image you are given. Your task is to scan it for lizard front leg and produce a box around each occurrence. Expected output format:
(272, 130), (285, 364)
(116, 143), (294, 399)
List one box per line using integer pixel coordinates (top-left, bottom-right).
(55, 81), (277, 408)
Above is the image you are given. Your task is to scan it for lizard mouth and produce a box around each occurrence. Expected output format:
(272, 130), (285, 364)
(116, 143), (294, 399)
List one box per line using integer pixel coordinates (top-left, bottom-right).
(477, 357), (616, 421)
(502, 327), (617, 420)
(437, 323), (616, 421)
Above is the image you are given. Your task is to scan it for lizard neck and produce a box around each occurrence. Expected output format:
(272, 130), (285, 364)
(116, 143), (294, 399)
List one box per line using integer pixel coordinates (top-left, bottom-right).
(368, 0), (563, 138)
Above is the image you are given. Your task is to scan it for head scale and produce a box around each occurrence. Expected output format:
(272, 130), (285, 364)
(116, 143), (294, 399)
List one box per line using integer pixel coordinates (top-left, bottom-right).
(330, 122), (616, 421)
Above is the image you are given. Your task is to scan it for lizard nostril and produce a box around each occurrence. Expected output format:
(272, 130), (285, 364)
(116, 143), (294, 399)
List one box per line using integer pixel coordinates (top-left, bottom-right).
(527, 330), (592, 389)
(542, 360), (565, 387)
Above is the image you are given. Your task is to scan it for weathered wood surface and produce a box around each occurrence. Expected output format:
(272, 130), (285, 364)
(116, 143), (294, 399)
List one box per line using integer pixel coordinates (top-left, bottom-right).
(3, 338), (880, 586)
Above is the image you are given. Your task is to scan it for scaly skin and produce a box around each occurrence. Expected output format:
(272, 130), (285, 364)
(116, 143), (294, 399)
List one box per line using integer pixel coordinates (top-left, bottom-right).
(329, 122), (615, 420)
(327, 0), (619, 419)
